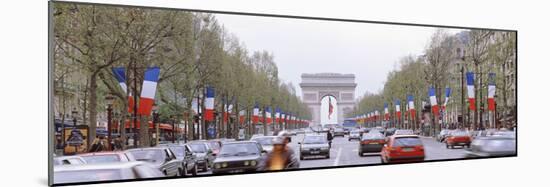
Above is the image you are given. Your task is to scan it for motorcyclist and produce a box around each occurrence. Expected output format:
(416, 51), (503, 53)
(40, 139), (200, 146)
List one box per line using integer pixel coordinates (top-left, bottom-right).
(263, 136), (299, 171)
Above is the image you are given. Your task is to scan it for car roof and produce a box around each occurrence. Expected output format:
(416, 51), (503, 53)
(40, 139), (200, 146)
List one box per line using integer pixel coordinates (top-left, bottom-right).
(391, 134), (420, 139)
(223, 141), (257, 145)
(77, 151), (129, 156)
(54, 161), (148, 172)
(126, 147), (168, 151)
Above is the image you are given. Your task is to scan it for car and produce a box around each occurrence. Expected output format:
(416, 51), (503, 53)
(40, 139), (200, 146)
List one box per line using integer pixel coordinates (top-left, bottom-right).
(250, 136), (277, 153)
(187, 141), (215, 172)
(333, 128), (345, 137)
(77, 151), (136, 164)
(277, 130), (293, 142)
(384, 128), (397, 137)
(53, 155), (87, 166)
(53, 161), (164, 184)
(445, 131), (471, 149)
(437, 129), (452, 142)
(250, 134), (264, 139)
(161, 144), (199, 176)
(211, 141), (266, 174)
(358, 132), (386, 156)
(348, 130), (362, 141)
(127, 147), (183, 177)
(299, 134), (330, 160)
(464, 135), (516, 158)
(380, 135), (425, 163)
(393, 129), (414, 136)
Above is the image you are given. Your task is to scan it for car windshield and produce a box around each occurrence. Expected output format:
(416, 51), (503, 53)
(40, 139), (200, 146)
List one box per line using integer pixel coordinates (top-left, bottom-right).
(392, 137), (422, 147)
(252, 137), (273, 145)
(362, 133), (384, 140)
(303, 136), (326, 144)
(452, 131), (469, 136)
(218, 143), (260, 157)
(129, 150), (165, 164)
(189, 143), (207, 153)
(81, 155), (120, 164)
(55, 169), (125, 184)
(169, 147), (185, 158)
(395, 130), (414, 135)
(482, 139), (516, 152)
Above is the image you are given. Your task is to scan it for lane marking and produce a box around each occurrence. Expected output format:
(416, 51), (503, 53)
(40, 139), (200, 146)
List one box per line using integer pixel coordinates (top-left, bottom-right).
(333, 147), (342, 166)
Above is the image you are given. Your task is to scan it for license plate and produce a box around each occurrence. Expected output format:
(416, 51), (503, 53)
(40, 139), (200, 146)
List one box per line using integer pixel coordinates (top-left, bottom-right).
(402, 148), (414, 152)
(229, 169), (244, 173)
(311, 151), (320, 154)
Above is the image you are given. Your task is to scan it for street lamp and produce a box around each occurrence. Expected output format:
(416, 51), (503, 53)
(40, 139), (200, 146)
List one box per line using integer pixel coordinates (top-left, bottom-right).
(105, 95), (114, 151)
(152, 103), (159, 146)
(71, 108), (78, 153)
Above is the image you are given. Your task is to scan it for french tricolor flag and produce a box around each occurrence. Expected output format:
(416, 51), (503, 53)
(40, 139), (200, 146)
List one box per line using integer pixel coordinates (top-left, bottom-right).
(112, 67), (134, 113)
(275, 107), (281, 124)
(395, 99), (401, 120)
(204, 86), (215, 122)
(466, 72), (476, 110)
(137, 67), (160, 116)
(265, 107), (272, 124)
(429, 87), (439, 116)
(253, 103), (259, 124)
(239, 110), (246, 124)
(488, 73), (496, 111)
(407, 95), (415, 120)
(443, 87), (452, 111)
(281, 112), (286, 124)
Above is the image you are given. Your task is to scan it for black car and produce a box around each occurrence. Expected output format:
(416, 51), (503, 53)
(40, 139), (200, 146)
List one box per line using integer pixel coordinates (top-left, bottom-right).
(162, 144), (199, 176)
(187, 141), (215, 172)
(358, 132), (386, 156)
(211, 141), (266, 174)
(464, 135), (516, 158)
(299, 134), (330, 160)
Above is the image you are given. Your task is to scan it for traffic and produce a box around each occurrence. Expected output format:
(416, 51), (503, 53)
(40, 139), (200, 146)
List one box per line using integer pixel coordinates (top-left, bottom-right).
(53, 125), (516, 184)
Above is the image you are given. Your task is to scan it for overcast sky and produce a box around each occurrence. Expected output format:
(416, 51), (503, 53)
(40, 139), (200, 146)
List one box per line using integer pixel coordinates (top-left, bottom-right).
(214, 13), (462, 100)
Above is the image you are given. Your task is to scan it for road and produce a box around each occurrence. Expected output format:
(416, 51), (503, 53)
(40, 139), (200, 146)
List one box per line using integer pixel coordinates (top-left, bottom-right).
(288, 133), (466, 168)
(195, 133), (467, 175)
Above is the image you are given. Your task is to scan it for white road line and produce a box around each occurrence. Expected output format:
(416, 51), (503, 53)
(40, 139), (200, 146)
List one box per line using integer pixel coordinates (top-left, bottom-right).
(333, 147), (342, 166)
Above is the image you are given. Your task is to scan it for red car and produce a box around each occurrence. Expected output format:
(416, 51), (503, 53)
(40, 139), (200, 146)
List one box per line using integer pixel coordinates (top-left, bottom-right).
(380, 135), (425, 163)
(445, 131), (471, 149)
(78, 151), (135, 164)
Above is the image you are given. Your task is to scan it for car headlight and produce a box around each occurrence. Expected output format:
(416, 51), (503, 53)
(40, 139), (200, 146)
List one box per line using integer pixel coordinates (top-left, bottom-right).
(222, 162), (228, 168)
(244, 161), (250, 166)
(214, 163), (221, 169)
(250, 160), (257, 166)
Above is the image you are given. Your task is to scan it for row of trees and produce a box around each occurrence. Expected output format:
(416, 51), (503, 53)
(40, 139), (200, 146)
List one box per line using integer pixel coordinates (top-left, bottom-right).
(53, 3), (310, 147)
(352, 29), (516, 134)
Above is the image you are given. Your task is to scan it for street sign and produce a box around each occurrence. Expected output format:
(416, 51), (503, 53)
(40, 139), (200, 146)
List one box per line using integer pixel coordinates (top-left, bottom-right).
(207, 125), (216, 138)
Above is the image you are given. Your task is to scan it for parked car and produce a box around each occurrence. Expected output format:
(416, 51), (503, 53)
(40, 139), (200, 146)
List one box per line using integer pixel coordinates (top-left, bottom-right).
(299, 134), (330, 160)
(464, 135), (516, 158)
(78, 151), (135, 164)
(348, 130), (362, 141)
(161, 144), (199, 176)
(437, 129), (452, 142)
(380, 135), (425, 163)
(127, 147), (183, 177)
(358, 132), (386, 156)
(250, 136), (277, 153)
(446, 131), (472, 149)
(53, 155), (86, 166)
(53, 161), (164, 184)
(212, 141), (266, 174)
(187, 141), (215, 172)
(333, 128), (346, 137)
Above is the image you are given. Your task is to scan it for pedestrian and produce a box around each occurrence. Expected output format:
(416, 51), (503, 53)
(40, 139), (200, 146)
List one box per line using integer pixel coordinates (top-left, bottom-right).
(326, 130), (333, 148)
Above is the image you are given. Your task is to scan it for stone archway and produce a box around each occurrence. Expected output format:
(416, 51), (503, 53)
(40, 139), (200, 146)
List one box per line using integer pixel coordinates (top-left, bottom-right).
(300, 73), (356, 125)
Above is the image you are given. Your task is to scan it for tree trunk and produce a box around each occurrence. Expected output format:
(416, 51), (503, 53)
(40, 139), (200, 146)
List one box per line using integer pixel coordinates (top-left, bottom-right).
(140, 115), (149, 147)
(88, 72), (98, 147)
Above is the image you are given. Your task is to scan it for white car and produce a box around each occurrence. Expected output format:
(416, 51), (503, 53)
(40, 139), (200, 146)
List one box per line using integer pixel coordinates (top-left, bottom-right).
(348, 130), (362, 141)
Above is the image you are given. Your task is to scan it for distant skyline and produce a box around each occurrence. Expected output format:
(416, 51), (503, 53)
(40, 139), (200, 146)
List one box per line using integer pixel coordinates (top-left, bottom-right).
(215, 13), (465, 100)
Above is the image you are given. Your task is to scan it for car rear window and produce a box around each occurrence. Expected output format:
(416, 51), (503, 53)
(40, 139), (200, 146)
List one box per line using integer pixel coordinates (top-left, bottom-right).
(362, 133), (384, 140)
(392, 137), (422, 147)
(451, 131), (469, 136)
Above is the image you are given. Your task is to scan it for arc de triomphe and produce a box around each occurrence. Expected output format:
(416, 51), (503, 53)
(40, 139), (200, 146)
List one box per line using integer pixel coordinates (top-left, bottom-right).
(300, 73), (356, 125)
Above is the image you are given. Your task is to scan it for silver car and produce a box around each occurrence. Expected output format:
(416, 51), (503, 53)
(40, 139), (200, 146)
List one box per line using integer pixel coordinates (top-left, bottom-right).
(127, 147), (184, 177)
(53, 155), (86, 166)
(53, 161), (164, 185)
(299, 135), (330, 160)
(348, 130), (362, 141)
